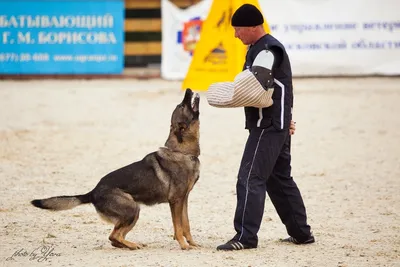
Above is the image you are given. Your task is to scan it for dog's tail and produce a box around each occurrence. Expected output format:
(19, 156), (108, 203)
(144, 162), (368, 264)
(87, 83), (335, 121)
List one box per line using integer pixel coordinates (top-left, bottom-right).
(31, 192), (92, 211)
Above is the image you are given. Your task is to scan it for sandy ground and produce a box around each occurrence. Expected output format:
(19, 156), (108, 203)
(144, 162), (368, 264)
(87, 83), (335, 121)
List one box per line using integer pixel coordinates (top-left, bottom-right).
(0, 77), (399, 267)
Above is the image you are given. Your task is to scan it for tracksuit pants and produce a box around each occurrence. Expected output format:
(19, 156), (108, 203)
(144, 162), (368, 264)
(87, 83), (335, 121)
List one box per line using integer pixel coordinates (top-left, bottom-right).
(233, 126), (312, 247)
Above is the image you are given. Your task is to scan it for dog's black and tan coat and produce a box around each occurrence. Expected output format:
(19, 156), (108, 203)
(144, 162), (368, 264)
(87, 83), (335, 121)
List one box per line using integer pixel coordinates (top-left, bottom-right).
(31, 89), (201, 250)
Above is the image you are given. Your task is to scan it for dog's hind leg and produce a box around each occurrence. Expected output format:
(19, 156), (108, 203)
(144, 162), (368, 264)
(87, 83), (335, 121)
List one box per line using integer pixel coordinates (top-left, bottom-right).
(117, 206), (147, 248)
(93, 188), (144, 250)
(109, 219), (144, 250)
(182, 193), (199, 248)
(169, 200), (190, 250)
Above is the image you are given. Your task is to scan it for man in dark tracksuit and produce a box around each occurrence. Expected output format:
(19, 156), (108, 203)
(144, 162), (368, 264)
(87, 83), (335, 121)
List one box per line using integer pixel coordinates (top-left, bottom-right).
(217, 4), (315, 250)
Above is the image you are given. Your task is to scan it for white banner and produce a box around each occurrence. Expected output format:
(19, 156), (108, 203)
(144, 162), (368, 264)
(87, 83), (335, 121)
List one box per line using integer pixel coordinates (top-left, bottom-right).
(260, 0), (400, 76)
(161, 0), (400, 78)
(161, 0), (212, 80)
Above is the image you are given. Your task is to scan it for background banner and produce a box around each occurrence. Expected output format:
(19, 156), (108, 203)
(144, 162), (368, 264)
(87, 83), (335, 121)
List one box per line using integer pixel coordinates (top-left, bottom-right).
(161, 0), (212, 80)
(261, 0), (400, 76)
(161, 0), (400, 79)
(0, 0), (124, 74)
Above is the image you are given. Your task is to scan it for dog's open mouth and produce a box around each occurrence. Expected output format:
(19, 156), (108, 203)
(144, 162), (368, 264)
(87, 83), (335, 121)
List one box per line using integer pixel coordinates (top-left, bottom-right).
(192, 93), (200, 112)
(183, 88), (200, 114)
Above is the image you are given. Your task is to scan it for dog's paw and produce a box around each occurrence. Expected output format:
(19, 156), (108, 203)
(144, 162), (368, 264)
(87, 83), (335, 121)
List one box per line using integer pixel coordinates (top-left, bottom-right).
(127, 242), (144, 250)
(180, 243), (201, 250)
(111, 242), (125, 248)
(188, 241), (201, 248)
(180, 244), (191, 250)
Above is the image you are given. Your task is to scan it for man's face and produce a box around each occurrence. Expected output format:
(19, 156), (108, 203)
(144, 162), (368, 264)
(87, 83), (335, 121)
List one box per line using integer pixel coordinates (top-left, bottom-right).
(234, 26), (255, 45)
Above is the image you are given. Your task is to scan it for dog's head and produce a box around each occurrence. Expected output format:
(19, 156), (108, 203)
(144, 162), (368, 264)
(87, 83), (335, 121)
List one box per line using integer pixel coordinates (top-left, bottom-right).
(165, 88), (200, 156)
(170, 88), (200, 141)
(171, 88), (199, 125)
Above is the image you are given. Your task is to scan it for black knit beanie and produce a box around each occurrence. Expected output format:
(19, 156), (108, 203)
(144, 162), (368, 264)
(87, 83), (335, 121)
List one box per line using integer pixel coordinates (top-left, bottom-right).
(231, 4), (264, 27)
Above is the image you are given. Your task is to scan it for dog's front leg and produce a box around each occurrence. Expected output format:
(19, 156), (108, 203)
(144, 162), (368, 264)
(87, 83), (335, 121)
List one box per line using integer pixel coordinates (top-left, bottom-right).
(169, 200), (189, 250)
(182, 194), (200, 248)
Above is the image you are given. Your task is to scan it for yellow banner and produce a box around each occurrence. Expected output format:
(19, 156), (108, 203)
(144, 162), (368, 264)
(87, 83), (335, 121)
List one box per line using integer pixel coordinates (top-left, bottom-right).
(181, 0), (270, 91)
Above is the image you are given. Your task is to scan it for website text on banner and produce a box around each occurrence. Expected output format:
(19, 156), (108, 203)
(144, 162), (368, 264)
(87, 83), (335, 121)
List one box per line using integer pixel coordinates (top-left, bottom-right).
(0, 0), (124, 74)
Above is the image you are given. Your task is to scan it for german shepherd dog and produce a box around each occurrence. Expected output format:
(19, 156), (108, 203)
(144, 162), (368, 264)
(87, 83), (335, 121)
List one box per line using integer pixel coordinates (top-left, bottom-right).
(31, 88), (201, 250)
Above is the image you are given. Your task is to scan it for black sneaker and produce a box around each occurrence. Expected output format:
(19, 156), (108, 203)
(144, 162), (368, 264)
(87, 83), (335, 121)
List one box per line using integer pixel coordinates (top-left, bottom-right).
(216, 240), (256, 251)
(281, 234), (315, 245)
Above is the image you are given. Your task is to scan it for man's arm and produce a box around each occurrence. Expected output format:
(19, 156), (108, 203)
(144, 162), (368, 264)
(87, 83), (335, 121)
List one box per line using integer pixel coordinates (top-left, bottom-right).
(252, 46), (296, 135)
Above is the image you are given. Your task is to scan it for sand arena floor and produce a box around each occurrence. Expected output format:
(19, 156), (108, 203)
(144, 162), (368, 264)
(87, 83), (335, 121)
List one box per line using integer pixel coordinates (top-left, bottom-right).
(0, 77), (399, 267)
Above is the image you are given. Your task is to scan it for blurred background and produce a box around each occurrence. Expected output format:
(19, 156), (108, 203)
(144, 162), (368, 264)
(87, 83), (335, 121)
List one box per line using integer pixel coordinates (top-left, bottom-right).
(1, 0), (398, 80)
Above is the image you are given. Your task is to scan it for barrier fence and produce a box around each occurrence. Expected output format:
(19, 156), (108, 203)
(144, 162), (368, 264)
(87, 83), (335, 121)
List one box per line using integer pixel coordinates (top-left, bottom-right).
(0, 0), (202, 74)
(1, 0), (398, 76)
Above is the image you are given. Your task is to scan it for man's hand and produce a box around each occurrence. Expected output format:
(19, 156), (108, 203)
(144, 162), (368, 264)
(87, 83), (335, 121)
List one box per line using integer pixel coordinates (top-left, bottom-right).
(289, 120), (296, 135)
